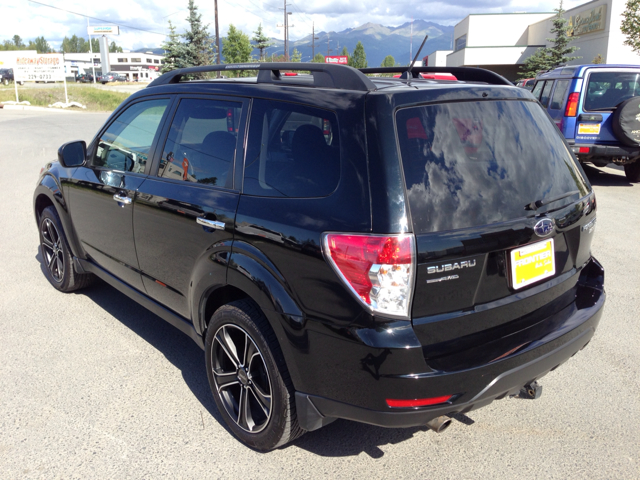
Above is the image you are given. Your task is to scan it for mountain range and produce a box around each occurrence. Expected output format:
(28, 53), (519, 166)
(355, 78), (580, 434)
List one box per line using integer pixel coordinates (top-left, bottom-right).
(135, 19), (454, 67)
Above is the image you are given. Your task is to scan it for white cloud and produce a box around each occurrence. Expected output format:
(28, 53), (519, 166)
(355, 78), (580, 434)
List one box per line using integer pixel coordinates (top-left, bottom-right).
(1, 0), (591, 50)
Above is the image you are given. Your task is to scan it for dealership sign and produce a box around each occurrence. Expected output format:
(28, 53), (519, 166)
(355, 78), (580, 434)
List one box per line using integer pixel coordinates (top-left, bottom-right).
(14, 54), (64, 82)
(569, 5), (607, 36)
(88, 25), (120, 35)
(325, 56), (348, 64)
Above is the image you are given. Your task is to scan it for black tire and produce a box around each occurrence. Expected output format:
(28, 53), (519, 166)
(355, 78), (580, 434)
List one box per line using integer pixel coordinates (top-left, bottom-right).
(38, 206), (94, 292)
(611, 97), (640, 147)
(2, 79), (8, 86)
(205, 299), (304, 451)
(624, 161), (640, 183)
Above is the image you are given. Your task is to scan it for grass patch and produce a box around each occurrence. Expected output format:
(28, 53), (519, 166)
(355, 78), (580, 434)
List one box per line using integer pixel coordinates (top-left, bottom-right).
(0, 85), (130, 111)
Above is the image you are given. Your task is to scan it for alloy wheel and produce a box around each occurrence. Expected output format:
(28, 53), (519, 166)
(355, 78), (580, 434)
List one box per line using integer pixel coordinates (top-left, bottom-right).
(41, 218), (65, 283)
(211, 324), (273, 433)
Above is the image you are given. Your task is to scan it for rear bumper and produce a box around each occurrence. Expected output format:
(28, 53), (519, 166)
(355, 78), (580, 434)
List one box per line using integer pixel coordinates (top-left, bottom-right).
(295, 259), (605, 431)
(568, 142), (640, 160)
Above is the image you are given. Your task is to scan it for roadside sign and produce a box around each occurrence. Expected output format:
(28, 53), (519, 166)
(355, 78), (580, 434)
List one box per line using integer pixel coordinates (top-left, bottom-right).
(325, 56), (348, 64)
(88, 25), (120, 35)
(14, 54), (65, 82)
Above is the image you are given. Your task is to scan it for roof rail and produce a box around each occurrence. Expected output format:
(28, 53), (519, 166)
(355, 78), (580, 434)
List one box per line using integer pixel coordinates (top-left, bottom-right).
(148, 62), (377, 92)
(359, 66), (512, 86)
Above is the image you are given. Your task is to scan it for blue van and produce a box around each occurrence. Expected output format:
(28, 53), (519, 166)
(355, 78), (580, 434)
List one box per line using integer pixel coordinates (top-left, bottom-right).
(532, 64), (640, 182)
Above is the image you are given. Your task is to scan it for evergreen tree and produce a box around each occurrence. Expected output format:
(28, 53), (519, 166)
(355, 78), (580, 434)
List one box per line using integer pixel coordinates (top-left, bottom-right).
(161, 21), (187, 73)
(12, 35), (24, 48)
(26, 37), (52, 53)
(183, 0), (216, 73)
(291, 48), (302, 62)
(546, 1), (579, 68)
(109, 42), (123, 53)
(341, 46), (349, 57)
(621, 0), (640, 55)
(518, 47), (552, 79)
(348, 41), (367, 69)
(312, 53), (325, 63)
(222, 25), (253, 76)
(252, 24), (273, 61)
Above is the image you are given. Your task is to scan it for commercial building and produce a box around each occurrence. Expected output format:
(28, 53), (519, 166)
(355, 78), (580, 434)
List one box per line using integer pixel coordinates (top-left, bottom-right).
(425, 0), (639, 81)
(64, 51), (164, 81)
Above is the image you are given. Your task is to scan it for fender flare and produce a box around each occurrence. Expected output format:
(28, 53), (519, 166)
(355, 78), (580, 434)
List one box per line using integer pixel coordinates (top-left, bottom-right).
(33, 172), (85, 259)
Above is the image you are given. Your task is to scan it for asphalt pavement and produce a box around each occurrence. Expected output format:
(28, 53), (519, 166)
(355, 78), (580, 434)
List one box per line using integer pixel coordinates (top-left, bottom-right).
(0, 109), (638, 479)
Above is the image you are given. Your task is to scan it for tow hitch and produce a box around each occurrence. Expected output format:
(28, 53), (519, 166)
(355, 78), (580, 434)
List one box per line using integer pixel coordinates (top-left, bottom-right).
(519, 380), (543, 399)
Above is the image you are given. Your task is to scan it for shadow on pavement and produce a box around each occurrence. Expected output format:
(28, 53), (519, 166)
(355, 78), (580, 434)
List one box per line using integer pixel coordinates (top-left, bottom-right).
(34, 251), (477, 458)
(582, 164), (633, 187)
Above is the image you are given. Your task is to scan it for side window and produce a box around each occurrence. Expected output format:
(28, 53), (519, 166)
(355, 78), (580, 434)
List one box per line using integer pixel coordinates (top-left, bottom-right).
(549, 80), (570, 110)
(539, 81), (555, 108)
(92, 99), (169, 172)
(531, 81), (545, 99)
(243, 99), (340, 198)
(157, 98), (241, 188)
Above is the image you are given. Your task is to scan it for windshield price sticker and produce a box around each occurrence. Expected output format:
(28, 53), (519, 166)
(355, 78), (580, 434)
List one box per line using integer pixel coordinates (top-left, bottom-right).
(578, 123), (601, 135)
(510, 239), (556, 290)
(15, 54), (65, 82)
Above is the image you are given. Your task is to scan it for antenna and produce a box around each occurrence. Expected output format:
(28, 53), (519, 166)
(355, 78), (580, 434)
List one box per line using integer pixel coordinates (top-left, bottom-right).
(405, 34), (428, 80)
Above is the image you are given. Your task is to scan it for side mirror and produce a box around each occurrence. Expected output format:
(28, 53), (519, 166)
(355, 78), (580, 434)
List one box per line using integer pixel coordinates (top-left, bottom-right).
(58, 140), (86, 168)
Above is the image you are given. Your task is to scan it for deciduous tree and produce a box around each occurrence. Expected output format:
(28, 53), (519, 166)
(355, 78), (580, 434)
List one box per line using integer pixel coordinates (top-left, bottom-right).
(222, 24), (253, 76)
(312, 53), (325, 63)
(621, 0), (640, 55)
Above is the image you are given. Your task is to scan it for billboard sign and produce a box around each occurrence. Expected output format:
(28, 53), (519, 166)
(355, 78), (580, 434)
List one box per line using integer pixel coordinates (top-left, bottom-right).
(88, 25), (120, 35)
(568, 5), (607, 36)
(325, 56), (348, 65)
(14, 54), (64, 82)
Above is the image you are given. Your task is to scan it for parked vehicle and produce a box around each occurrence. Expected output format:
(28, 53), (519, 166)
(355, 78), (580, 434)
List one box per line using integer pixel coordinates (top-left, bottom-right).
(76, 73), (97, 83)
(34, 63), (604, 451)
(0, 68), (24, 86)
(516, 78), (535, 90)
(532, 64), (640, 182)
(99, 72), (127, 84)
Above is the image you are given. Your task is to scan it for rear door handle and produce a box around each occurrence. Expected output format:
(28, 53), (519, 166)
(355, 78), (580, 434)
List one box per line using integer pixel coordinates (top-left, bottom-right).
(113, 194), (132, 205)
(197, 217), (225, 230)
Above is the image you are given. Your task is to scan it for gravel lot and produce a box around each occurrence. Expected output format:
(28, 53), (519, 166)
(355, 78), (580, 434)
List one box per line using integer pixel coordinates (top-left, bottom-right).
(1, 109), (638, 479)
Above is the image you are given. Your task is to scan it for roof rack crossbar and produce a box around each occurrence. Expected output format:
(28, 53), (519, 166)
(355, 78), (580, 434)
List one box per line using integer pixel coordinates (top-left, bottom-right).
(148, 62), (377, 91)
(359, 66), (512, 86)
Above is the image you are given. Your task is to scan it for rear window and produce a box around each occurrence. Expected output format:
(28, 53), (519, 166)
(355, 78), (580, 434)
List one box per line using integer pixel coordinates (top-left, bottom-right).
(584, 71), (640, 110)
(396, 100), (589, 234)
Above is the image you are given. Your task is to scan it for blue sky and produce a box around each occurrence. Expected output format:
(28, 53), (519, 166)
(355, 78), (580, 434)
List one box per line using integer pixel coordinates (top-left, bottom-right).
(1, 0), (586, 51)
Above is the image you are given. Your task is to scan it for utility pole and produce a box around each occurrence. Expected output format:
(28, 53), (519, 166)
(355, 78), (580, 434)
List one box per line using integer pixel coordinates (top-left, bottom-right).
(280, 1), (293, 61)
(215, 0), (221, 66)
(311, 22), (319, 59)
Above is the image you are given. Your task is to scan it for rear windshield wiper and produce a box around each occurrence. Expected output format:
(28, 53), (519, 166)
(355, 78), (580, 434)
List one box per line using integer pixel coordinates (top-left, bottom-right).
(524, 190), (580, 211)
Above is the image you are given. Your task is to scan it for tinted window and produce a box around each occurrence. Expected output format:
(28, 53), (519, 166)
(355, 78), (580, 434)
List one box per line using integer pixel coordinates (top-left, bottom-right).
(539, 81), (555, 107)
(243, 100), (340, 198)
(531, 81), (545, 99)
(584, 71), (640, 110)
(158, 98), (241, 188)
(396, 100), (589, 234)
(550, 80), (570, 110)
(92, 99), (169, 172)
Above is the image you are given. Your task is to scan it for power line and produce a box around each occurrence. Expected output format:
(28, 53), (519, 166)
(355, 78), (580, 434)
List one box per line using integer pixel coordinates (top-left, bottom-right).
(27, 0), (167, 36)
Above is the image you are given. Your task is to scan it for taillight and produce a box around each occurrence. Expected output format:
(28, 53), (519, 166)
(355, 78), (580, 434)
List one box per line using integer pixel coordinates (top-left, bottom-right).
(323, 233), (415, 318)
(565, 92), (579, 117)
(386, 395), (453, 408)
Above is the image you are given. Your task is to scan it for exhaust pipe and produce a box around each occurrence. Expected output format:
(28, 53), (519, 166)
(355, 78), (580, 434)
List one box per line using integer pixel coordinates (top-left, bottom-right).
(426, 416), (452, 433)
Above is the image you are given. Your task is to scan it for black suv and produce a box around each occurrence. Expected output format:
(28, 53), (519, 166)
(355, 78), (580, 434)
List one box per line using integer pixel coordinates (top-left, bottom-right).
(34, 63), (605, 451)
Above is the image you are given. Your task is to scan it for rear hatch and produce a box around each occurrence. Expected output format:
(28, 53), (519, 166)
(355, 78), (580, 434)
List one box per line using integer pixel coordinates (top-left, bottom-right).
(396, 98), (596, 372)
(575, 68), (640, 144)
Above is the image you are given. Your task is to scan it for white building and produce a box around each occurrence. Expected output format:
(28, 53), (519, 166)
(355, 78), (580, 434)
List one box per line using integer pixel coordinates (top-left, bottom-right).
(64, 51), (165, 82)
(426, 0), (639, 81)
